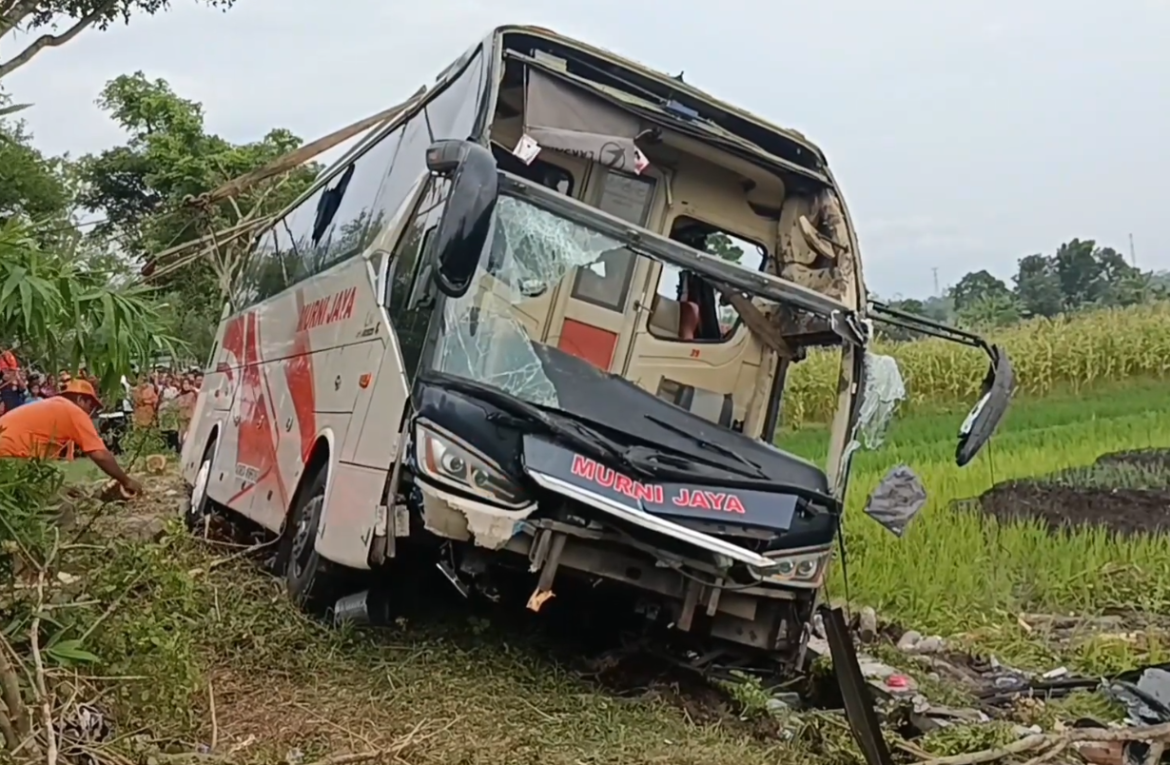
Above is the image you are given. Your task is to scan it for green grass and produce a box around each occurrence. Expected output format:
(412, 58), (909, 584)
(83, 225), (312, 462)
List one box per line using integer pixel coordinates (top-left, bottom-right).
(19, 379), (1170, 763)
(780, 378), (1170, 672)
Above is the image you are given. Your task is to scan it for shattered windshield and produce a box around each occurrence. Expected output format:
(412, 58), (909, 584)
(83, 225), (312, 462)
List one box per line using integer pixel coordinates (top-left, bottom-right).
(431, 195), (631, 407)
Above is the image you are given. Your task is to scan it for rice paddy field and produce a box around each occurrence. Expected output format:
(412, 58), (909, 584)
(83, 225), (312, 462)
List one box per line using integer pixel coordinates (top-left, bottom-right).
(777, 304), (1170, 673)
(784, 302), (1170, 426)
(31, 304), (1170, 764)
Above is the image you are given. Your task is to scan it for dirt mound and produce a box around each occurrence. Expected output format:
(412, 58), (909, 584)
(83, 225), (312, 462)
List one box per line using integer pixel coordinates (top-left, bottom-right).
(1095, 449), (1170, 474)
(978, 481), (1170, 537)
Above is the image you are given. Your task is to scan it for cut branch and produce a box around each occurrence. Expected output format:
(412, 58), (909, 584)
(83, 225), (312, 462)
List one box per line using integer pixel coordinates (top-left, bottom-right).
(0, 633), (30, 752)
(189, 85), (427, 208)
(917, 722), (1170, 765)
(0, 0), (119, 80)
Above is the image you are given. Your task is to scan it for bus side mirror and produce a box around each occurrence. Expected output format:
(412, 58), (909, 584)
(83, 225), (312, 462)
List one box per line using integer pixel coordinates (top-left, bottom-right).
(426, 140), (498, 299)
(955, 345), (1015, 466)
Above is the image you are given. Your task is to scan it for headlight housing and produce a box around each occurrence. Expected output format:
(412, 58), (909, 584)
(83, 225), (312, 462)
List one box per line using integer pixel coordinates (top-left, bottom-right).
(414, 422), (527, 507)
(753, 549), (831, 589)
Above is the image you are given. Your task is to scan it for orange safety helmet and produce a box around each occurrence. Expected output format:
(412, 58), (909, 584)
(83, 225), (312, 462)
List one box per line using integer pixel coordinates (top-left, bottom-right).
(61, 379), (103, 408)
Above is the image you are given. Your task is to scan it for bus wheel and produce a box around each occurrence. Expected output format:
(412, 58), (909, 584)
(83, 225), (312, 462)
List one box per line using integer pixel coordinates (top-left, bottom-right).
(280, 468), (341, 613)
(185, 442), (217, 533)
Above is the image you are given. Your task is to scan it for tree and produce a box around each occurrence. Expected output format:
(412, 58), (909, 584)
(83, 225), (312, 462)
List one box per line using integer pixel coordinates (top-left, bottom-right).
(872, 296), (926, 342)
(0, 0), (237, 82)
(75, 72), (318, 359)
(949, 269), (1012, 313)
(705, 231), (744, 264)
(0, 100), (69, 221)
(1013, 253), (1063, 318)
(1052, 238), (1102, 310)
(956, 292), (1020, 329)
(0, 217), (181, 389)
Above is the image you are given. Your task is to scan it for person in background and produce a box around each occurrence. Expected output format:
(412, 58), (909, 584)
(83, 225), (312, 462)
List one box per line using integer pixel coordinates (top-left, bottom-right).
(0, 348), (18, 374)
(27, 380), (44, 402)
(176, 377), (198, 446)
(0, 379), (142, 495)
(132, 374), (158, 428)
(0, 368), (25, 414)
(40, 374), (58, 398)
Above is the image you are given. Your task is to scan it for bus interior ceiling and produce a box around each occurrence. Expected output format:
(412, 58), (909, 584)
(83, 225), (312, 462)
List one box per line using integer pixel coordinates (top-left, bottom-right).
(486, 36), (855, 437)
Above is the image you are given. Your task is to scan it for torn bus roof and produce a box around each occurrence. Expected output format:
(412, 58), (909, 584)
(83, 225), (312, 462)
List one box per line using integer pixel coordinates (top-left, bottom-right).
(510, 51), (831, 187)
(494, 25), (829, 174)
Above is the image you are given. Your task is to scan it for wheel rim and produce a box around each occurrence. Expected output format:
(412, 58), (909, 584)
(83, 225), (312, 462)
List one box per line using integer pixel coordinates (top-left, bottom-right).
(189, 458), (211, 521)
(291, 496), (323, 579)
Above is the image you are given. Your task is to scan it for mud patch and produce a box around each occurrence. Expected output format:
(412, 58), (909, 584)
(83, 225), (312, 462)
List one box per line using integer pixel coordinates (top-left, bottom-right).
(973, 449), (1170, 537)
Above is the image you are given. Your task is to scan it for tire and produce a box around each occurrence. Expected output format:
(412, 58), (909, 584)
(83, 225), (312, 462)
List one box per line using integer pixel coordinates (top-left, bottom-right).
(278, 467), (343, 613)
(184, 441), (217, 533)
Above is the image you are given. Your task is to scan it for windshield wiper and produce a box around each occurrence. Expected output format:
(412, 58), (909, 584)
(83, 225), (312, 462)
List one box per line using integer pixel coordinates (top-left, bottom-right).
(421, 373), (652, 477)
(642, 414), (769, 480)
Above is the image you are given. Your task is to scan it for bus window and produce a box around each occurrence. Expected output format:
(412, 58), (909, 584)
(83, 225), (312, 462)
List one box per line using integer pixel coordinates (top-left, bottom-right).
(570, 170), (654, 311)
(491, 145), (575, 196)
(648, 218), (768, 342)
(386, 177), (450, 376)
(424, 47), (485, 141)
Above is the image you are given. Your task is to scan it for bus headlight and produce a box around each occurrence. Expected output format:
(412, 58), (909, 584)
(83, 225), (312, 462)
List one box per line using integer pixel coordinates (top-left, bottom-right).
(415, 423), (527, 507)
(754, 550), (831, 588)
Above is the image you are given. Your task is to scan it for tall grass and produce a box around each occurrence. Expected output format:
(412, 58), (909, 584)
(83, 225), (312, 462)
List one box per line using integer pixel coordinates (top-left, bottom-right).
(784, 303), (1170, 427)
(799, 381), (1170, 670)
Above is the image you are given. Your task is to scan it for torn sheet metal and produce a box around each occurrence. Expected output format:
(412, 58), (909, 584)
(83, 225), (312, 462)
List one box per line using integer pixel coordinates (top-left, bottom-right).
(863, 465), (927, 538)
(821, 606), (896, 765)
(1108, 665), (1170, 725)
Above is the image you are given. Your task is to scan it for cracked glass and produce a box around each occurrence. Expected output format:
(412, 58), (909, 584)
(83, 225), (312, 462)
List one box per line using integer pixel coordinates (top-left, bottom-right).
(431, 196), (630, 406)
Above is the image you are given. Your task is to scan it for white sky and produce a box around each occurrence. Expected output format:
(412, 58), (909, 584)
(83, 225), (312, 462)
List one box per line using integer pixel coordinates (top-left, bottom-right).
(4, 0), (1167, 299)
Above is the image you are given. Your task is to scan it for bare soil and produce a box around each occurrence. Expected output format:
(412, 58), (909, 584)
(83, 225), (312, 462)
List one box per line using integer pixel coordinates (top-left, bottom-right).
(976, 449), (1170, 536)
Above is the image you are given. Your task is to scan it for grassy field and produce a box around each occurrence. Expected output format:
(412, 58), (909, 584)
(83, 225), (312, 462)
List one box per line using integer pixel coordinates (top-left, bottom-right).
(784, 303), (1170, 426)
(22, 345), (1170, 762)
(781, 376), (1170, 671)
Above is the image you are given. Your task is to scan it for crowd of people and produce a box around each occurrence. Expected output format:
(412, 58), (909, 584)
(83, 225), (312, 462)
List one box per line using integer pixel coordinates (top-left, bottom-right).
(0, 346), (206, 495)
(1, 351), (202, 434)
(126, 369), (203, 438)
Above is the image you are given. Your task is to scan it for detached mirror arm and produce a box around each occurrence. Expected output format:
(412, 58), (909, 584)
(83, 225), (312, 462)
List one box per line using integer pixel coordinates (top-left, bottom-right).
(868, 300), (993, 359)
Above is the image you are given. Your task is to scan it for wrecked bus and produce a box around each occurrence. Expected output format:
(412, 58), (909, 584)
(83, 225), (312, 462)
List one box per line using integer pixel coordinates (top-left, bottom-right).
(179, 25), (1014, 671)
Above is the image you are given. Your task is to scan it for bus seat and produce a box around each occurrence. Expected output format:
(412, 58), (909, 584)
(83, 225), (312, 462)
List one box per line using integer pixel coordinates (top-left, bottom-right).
(649, 295), (681, 336)
(678, 300), (700, 341)
(649, 295), (701, 340)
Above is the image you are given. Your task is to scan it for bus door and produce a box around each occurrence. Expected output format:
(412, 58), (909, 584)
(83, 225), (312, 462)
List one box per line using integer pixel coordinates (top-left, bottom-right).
(543, 166), (665, 373)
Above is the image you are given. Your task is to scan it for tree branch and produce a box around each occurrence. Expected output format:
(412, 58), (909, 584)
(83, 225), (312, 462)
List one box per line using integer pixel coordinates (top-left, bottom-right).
(0, 0), (40, 39)
(0, 0), (119, 81)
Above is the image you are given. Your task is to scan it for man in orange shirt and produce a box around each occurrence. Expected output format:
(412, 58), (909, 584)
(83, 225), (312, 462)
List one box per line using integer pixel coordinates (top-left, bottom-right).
(0, 379), (142, 495)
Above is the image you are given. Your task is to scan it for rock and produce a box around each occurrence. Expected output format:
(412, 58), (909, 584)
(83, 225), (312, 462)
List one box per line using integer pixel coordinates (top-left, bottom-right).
(916, 635), (946, 654)
(858, 606), (878, 642)
(897, 630), (923, 651)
